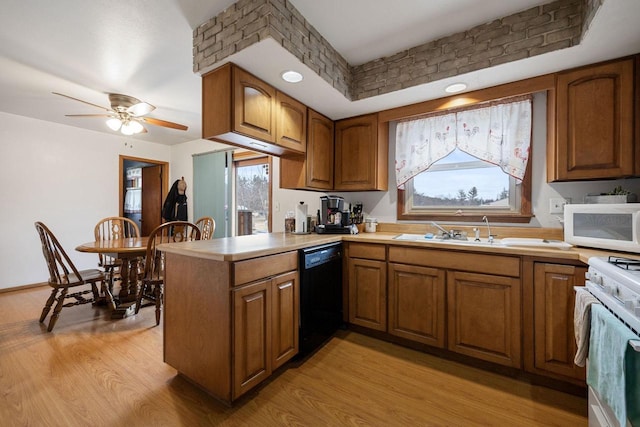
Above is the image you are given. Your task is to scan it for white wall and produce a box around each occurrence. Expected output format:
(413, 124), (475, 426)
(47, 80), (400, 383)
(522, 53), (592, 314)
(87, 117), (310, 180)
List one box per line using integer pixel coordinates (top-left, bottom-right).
(0, 112), (170, 289)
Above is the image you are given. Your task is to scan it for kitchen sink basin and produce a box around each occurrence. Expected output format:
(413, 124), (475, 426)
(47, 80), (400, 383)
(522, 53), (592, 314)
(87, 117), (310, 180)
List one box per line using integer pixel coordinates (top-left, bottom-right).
(393, 234), (503, 247)
(392, 234), (573, 250)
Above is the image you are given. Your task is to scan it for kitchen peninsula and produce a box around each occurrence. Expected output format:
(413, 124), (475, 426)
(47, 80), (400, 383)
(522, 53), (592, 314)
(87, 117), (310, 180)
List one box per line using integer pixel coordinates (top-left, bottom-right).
(158, 229), (614, 404)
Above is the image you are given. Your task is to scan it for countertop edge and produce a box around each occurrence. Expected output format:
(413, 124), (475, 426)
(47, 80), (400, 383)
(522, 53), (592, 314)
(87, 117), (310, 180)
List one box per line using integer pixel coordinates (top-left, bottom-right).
(157, 232), (634, 264)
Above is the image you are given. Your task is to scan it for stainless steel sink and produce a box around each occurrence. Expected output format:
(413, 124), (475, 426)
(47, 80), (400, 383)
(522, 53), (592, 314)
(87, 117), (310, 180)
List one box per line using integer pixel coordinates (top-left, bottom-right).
(393, 234), (503, 247)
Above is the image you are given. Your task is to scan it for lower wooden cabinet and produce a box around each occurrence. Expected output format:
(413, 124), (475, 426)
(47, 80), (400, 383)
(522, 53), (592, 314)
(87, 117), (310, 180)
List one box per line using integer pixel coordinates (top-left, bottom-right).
(233, 270), (298, 400)
(525, 262), (586, 383)
(348, 257), (387, 331)
(233, 279), (272, 398)
(447, 271), (521, 368)
(163, 250), (298, 404)
(388, 263), (445, 347)
(347, 243), (387, 331)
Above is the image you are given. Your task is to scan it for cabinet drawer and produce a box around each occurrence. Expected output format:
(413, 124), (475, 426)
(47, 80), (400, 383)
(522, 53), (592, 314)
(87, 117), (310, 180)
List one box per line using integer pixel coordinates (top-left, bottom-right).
(233, 251), (298, 286)
(348, 243), (386, 261)
(388, 246), (520, 277)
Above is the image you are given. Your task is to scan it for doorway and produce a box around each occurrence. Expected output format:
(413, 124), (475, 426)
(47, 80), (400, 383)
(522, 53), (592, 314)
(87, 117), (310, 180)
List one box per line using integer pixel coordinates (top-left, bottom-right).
(119, 155), (169, 236)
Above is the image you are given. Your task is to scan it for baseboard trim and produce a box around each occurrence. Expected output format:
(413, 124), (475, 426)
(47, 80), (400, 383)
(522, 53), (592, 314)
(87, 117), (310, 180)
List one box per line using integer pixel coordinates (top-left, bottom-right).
(0, 282), (48, 293)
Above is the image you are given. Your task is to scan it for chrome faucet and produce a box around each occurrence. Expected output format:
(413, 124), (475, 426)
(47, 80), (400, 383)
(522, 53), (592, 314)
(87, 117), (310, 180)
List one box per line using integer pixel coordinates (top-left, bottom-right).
(431, 221), (467, 240)
(431, 221), (451, 238)
(482, 216), (494, 243)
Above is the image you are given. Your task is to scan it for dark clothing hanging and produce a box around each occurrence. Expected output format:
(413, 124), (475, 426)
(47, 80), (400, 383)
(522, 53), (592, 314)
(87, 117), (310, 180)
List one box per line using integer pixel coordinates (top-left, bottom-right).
(162, 179), (188, 222)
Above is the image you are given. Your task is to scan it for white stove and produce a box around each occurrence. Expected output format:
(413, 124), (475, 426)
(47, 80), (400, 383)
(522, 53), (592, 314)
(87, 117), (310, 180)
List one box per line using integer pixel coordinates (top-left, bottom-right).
(584, 255), (640, 427)
(586, 256), (640, 334)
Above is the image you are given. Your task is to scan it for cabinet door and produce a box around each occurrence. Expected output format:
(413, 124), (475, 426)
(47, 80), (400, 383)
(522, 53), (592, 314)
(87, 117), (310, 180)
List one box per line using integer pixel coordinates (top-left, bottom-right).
(233, 67), (276, 143)
(306, 109), (334, 189)
(279, 109), (334, 190)
(335, 113), (386, 191)
(348, 257), (387, 331)
(532, 263), (586, 381)
(553, 59), (634, 181)
(276, 91), (306, 153)
(388, 263), (446, 348)
(271, 271), (299, 370)
(447, 271), (521, 368)
(233, 280), (272, 399)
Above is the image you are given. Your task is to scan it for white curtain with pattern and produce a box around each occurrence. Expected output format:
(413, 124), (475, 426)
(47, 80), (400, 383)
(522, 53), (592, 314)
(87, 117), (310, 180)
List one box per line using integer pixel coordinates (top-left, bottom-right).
(395, 97), (532, 188)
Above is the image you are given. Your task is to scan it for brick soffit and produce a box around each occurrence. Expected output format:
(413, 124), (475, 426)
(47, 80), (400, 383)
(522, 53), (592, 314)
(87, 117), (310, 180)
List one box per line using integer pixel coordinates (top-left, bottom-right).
(193, 0), (600, 102)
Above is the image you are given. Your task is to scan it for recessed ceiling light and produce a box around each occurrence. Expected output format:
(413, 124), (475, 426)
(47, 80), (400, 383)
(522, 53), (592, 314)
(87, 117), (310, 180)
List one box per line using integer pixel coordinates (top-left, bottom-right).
(281, 70), (303, 83)
(445, 83), (467, 93)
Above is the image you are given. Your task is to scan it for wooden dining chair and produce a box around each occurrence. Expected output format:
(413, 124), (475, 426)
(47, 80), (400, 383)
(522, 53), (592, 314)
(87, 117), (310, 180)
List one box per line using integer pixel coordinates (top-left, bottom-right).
(35, 221), (114, 332)
(135, 221), (201, 325)
(94, 216), (140, 293)
(195, 216), (216, 240)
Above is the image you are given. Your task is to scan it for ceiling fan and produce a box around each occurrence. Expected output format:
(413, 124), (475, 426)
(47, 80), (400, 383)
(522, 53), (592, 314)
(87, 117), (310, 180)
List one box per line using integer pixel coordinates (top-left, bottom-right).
(53, 92), (188, 135)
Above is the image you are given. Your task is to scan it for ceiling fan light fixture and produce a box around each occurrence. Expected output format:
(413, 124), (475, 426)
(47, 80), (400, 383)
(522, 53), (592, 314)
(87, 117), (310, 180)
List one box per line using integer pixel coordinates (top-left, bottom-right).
(106, 118), (122, 131)
(281, 70), (303, 83)
(121, 120), (144, 135)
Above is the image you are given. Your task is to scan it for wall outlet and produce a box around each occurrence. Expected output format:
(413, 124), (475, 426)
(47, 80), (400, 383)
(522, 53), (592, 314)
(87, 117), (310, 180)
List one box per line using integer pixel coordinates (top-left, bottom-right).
(549, 198), (570, 214)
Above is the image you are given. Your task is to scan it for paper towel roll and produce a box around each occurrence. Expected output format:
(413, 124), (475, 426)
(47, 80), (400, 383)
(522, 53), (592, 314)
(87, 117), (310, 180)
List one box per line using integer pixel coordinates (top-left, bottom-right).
(295, 202), (308, 233)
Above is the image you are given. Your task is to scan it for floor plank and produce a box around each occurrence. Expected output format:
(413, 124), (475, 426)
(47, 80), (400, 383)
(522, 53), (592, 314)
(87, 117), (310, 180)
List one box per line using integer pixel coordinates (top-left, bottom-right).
(0, 286), (587, 426)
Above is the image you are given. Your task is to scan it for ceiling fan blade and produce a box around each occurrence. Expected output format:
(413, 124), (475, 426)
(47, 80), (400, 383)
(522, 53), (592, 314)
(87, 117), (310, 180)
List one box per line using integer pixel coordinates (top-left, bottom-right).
(142, 117), (188, 131)
(127, 102), (155, 117)
(53, 92), (113, 112)
(65, 114), (115, 118)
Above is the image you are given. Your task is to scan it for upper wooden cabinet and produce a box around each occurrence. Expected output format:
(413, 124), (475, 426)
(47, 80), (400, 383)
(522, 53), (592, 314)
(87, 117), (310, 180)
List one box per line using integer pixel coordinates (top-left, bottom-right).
(276, 91), (307, 153)
(334, 113), (388, 191)
(280, 109), (334, 190)
(202, 63), (306, 157)
(549, 58), (636, 181)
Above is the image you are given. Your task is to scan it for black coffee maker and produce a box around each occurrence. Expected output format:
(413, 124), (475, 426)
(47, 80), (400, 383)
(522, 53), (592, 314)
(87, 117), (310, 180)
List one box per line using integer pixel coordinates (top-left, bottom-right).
(317, 195), (351, 234)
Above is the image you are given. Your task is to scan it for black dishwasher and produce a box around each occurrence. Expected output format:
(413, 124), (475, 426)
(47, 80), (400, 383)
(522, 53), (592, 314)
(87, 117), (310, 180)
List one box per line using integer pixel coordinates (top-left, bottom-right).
(298, 242), (343, 357)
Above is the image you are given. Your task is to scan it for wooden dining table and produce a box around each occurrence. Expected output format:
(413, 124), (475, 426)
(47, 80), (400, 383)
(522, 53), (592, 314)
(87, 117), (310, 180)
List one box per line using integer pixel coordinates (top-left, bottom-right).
(76, 237), (148, 319)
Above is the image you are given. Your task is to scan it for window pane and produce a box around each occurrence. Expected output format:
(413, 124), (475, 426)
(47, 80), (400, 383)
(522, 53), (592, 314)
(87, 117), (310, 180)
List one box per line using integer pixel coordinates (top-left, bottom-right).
(236, 162), (269, 233)
(411, 149), (510, 208)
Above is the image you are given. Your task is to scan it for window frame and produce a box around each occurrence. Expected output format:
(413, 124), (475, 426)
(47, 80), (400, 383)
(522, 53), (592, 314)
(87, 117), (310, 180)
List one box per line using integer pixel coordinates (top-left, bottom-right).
(397, 157), (532, 223)
(233, 152), (272, 233)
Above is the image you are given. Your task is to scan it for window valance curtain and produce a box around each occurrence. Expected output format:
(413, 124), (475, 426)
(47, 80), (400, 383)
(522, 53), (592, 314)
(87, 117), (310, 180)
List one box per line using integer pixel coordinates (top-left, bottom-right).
(395, 95), (532, 188)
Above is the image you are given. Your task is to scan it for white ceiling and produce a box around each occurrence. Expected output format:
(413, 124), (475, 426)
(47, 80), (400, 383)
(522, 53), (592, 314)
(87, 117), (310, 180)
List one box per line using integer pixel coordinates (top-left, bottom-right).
(1, 0), (639, 145)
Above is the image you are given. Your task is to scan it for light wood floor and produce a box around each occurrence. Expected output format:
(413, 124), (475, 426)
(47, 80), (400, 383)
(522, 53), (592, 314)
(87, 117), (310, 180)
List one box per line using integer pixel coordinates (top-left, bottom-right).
(0, 285), (587, 426)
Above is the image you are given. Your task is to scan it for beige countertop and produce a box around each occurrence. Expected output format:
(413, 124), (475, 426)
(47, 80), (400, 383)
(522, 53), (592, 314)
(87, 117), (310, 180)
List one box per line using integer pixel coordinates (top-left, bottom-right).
(158, 231), (638, 264)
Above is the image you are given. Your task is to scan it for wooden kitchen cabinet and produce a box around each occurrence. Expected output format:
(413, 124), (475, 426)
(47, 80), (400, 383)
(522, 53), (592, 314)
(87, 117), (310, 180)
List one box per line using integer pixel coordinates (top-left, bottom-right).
(202, 63), (305, 157)
(233, 269), (299, 399)
(233, 279), (271, 398)
(523, 261), (586, 384)
(549, 58), (635, 181)
(447, 270), (521, 368)
(388, 263), (446, 348)
(334, 113), (388, 191)
(280, 108), (334, 190)
(386, 245), (521, 366)
(276, 91), (307, 153)
(163, 250), (298, 404)
(347, 243), (387, 331)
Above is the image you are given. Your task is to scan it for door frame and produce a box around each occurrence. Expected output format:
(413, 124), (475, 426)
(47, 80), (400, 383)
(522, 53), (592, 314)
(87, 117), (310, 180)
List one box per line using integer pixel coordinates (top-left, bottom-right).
(118, 155), (169, 217)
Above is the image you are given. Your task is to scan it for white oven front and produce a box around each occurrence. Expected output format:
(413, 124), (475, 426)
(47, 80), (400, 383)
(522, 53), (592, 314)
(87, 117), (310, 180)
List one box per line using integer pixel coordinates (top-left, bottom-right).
(583, 257), (640, 427)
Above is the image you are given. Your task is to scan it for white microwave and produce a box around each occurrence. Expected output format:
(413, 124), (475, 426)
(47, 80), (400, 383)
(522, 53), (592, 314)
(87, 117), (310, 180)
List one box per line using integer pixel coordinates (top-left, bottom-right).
(564, 203), (640, 253)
